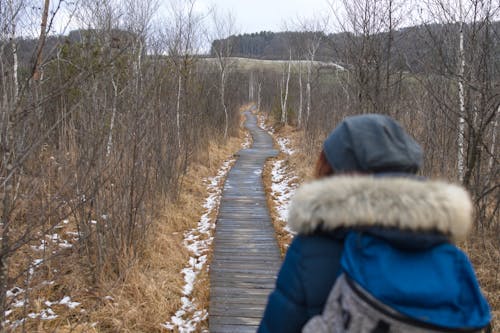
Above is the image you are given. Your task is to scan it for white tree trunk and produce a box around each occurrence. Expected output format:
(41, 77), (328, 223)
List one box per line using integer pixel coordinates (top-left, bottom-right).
(281, 51), (292, 125)
(298, 61), (303, 128)
(176, 73), (182, 148)
(248, 72), (254, 101)
(11, 18), (18, 102)
(257, 82), (262, 111)
(135, 40), (143, 92)
(457, 4), (466, 183)
(306, 61), (312, 123)
(221, 70), (228, 139)
(106, 75), (118, 157)
(489, 105), (499, 173)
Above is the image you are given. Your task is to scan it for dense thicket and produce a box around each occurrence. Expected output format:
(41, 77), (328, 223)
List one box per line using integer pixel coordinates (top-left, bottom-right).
(0, 2), (244, 329)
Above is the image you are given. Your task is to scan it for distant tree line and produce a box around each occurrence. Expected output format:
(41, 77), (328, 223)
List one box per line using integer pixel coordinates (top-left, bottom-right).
(211, 21), (500, 74)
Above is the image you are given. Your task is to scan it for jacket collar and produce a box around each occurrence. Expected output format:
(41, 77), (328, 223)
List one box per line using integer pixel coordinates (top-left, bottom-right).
(287, 176), (472, 241)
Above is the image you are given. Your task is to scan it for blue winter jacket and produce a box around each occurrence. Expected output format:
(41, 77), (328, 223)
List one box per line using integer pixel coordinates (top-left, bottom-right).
(258, 176), (491, 333)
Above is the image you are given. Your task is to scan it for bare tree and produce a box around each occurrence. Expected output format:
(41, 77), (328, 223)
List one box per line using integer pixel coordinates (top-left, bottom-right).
(210, 8), (237, 139)
(415, 0), (500, 225)
(296, 15), (329, 125)
(280, 50), (292, 124)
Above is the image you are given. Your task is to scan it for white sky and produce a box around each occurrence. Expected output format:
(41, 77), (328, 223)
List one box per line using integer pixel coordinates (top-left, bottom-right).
(193, 0), (334, 34)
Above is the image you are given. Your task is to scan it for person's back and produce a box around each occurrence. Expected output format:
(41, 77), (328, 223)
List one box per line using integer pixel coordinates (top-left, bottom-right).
(258, 114), (491, 333)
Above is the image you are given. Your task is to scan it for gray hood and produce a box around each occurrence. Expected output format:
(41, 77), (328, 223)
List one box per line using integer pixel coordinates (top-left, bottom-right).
(323, 114), (423, 173)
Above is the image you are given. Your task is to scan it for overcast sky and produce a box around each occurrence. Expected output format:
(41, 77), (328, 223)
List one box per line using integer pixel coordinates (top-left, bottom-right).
(194, 0), (334, 34)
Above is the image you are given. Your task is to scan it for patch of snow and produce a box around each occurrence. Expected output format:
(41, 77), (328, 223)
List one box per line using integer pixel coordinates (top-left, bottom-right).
(41, 281), (55, 286)
(264, 127), (300, 237)
(277, 137), (295, 155)
(59, 296), (80, 309)
(242, 132), (252, 149)
(9, 318), (26, 329)
(58, 240), (73, 249)
(31, 240), (48, 251)
(33, 259), (44, 267)
(47, 234), (59, 241)
(163, 158), (234, 332)
(6, 287), (24, 298)
(13, 300), (25, 308)
(40, 308), (58, 320)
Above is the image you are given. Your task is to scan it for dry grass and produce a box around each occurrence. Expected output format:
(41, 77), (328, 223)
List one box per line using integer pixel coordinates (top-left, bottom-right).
(5, 110), (248, 332)
(461, 230), (500, 331)
(82, 124), (246, 332)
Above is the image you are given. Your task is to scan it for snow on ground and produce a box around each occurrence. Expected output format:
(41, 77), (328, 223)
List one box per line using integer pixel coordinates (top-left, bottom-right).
(2, 220), (82, 329)
(276, 137), (295, 156)
(258, 114), (299, 238)
(242, 130), (252, 149)
(162, 158), (236, 332)
(270, 147), (299, 237)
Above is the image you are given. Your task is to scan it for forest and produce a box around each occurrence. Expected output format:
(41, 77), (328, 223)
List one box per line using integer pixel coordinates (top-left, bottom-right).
(0, 0), (498, 331)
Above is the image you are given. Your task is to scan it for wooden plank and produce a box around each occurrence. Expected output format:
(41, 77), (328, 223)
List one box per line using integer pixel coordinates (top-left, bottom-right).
(210, 307), (265, 318)
(210, 315), (261, 326)
(209, 324), (259, 333)
(210, 296), (270, 305)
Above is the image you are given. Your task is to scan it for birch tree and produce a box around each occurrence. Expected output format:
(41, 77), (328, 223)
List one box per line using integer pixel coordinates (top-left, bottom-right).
(280, 49), (292, 125)
(297, 15), (329, 125)
(419, 0), (499, 225)
(168, 0), (201, 147)
(457, 0), (466, 182)
(210, 9), (236, 139)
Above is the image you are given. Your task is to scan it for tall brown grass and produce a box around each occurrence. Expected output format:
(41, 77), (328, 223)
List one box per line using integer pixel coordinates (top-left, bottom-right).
(4, 113), (246, 332)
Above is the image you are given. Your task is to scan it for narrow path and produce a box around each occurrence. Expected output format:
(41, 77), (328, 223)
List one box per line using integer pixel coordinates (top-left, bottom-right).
(209, 109), (282, 333)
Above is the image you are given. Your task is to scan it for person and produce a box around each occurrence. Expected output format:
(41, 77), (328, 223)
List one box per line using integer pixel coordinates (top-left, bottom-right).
(258, 114), (491, 333)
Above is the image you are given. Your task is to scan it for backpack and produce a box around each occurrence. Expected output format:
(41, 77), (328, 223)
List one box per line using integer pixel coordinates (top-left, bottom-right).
(302, 274), (491, 333)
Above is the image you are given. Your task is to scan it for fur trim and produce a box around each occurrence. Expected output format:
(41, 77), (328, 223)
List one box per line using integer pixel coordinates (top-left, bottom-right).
(288, 176), (472, 241)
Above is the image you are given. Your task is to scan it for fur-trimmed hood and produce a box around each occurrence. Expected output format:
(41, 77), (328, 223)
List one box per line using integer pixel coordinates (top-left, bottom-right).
(288, 176), (473, 241)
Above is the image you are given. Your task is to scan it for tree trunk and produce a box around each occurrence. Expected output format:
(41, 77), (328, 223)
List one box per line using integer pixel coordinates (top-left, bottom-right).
(176, 73), (182, 148)
(10, 0), (18, 102)
(33, 0), (50, 82)
(306, 61), (312, 123)
(488, 105), (498, 175)
(106, 74), (118, 157)
(298, 61), (303, 128)
(257, 82), (262, 111)
(457, 1), (466, 183)
(281, 51), (291, 125)
(221, 70), (228, 139)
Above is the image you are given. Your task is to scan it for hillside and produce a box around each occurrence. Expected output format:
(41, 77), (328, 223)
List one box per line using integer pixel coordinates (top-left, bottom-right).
(211, 21), (500, 73)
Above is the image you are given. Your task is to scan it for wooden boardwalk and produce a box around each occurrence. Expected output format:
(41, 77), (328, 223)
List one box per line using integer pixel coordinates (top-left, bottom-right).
(209, 110), (282, 333)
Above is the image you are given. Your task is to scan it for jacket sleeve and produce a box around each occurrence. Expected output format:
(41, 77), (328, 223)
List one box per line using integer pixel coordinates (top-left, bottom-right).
(258, 237), (309, 333)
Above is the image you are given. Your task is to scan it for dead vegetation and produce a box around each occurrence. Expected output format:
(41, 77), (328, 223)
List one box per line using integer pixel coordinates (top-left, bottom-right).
(1, 109), (246, 332)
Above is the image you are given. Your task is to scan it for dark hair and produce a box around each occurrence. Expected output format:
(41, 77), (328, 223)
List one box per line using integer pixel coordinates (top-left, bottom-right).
(314, 150), (334, 179)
